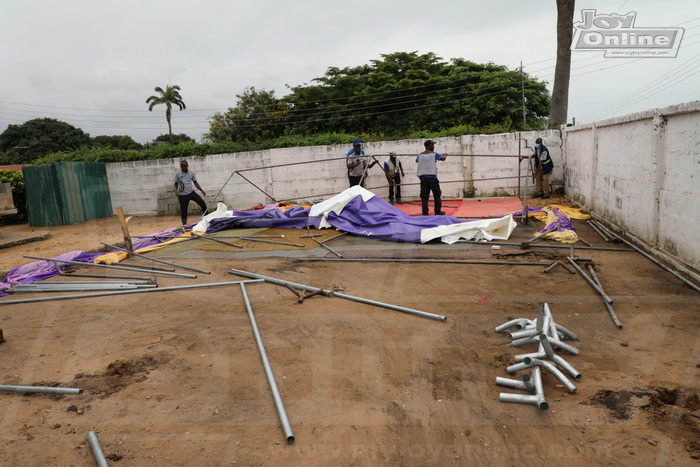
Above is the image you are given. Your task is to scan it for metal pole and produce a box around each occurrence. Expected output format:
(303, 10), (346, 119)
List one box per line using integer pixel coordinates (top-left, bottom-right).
(23, 255), (197, 279)
(0, 385), (83, 395)
(0, 280), (263, 306)
(228, 269), (447, 322)
(587, 220), (610, 242)
(587, 265), (623, 329)
(236, 171), (278, 203)
(295, 258), (550, 266)
(236, 237), (305, 248)
(311, 237), (343, 258)
(461, 241), (633, 252)
(87, 431), (109, 467)
(565, 256), (614, 304)
(101, 242), (211, 275)
(608, 232), (700, 294)
(239, 283), (295, 444)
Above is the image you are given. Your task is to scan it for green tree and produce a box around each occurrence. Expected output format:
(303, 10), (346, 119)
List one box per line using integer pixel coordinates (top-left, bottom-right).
(92, 135), (142, 150)
(0, 118), (92, 163)
(206, 87), (288, 143)
(146, 84), (186, 143)
(209, 52), (549, 140)
(154, 133), (195, 145)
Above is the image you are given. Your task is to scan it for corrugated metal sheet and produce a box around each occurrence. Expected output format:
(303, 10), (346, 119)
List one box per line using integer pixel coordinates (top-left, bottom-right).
(23, 162), (113, 227)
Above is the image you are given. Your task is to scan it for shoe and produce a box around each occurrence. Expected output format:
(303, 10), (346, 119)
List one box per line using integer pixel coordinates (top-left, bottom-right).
(436, 211), (446, 215)
(396, 198), (403, 204)
(389, 198), (395, 205)
(531, 193), (543, 199)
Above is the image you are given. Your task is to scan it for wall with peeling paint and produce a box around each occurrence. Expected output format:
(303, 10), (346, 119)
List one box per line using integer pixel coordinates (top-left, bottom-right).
(565, 100), (700, 278)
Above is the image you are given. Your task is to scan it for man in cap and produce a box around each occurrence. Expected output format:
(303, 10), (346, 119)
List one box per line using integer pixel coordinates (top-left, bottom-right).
(346, 139), (376, 187)
(519, 137), (554, 198)
(416, 140), (448, 215)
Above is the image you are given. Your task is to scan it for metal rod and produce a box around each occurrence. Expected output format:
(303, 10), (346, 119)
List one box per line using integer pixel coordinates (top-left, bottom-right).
(295, 258), (551, 266)
(460, 241), (633, 252)
(101, 242), (211, 275)
(23, 255), (197, 279)
(117, 262), (174, 272)
(531, 366), (549, 410)
(228, 269), (447, 322)
(587, 265), (623, 329)
(239, 283), (295, 444)
(0, 385), (83, 395)
(236, 171), (279, 203)
(587, 220), (610, 242)
(495, 318), (531, 333)
(311, 237), (343, 258)
(195, 235), (244, 249)
(538, 334), (555, 359)
(236, 236), (305, 248)
(87, 431), (109, 467)
(608, 232), (700, 294)
(521, 222), (560, 248)
(521, 372), (535, 392)
(565, 256), (614, 304)
(526, 358), (577, 393)
(499, 392), (549, 410)
(550, 354), (582, 382)
(495, 377), (531, 392)
(320, 232), (348, 244)
(0, 280), (263, 306)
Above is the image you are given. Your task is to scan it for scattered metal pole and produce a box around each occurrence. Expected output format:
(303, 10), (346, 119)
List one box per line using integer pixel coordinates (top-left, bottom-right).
(23, 255), (197, 279)
(101, 242), (211, 275)
(87, 431), (109, 467)
(521, 222), (560, 249)
(236, 237), (305, 248)
(587, 265), (623, 329)
(587, 220), (610, 242)
(461, 241), (634, 252)
(608, 232), (700, 294)
(0, 385), (83, 395)
(0, 280), (262, 306)
(311, 237), (343, 258)
(565, 256), (614, 304)
(239, 283), (295, 444)
(295, 258), (550, 266)
(195, 235), (244, 249)
(228, 269), (447, 322)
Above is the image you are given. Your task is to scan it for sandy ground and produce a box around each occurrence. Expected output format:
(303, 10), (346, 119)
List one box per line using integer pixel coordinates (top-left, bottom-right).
(0, 208), (699, 466)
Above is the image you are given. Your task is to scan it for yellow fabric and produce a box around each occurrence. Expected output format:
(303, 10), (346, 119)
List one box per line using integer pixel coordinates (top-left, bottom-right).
(94, 232), (198, 264)
(527, 206), (591, 244)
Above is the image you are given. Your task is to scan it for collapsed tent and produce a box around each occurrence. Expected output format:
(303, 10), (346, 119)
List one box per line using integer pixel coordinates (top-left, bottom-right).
(197, 186), (517, 244)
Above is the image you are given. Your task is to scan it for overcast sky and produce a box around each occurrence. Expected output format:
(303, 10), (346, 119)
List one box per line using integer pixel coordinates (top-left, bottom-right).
(2, 0), (699, 144)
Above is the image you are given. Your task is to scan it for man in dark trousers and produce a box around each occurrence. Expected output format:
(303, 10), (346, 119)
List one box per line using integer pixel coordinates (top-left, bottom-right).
(174, 159), (208, 227)
(383, 152), (405, 204)
(416, 140), (448, 215)
(519, 137), (554, 198)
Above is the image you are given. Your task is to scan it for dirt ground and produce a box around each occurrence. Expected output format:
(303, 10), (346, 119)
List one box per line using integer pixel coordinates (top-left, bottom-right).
(0, 206), (699, 466)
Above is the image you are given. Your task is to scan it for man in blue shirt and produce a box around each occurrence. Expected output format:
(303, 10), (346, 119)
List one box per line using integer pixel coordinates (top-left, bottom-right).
(416, 140), (448, 215)
(346, 139), (376, 187)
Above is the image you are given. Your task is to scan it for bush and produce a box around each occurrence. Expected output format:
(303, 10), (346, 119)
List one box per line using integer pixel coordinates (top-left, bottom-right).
(0, 169), (26, 224)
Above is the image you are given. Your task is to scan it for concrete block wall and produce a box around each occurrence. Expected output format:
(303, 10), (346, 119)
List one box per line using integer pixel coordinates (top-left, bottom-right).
(106, 129), (562, 215)
(564, 100), (700, 279)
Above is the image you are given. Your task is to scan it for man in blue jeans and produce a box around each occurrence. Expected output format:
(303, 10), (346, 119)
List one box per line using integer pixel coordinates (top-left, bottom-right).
(174, 160), (208, 227)
(416, 140), (448, 215)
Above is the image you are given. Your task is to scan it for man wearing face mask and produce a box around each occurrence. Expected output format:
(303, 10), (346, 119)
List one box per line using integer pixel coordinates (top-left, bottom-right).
(519, 137), (554, 198)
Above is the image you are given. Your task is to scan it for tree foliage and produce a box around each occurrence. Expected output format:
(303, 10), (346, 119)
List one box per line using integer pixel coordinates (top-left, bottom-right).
(92, 135), (142, 150)
(154, 133), (195, 145)
(146, 84), (186, 143)
(207, 87), (288, 143)
(206, 52), (550, 143)
(0, 169), (26, 224)
(0, 118), (92, 163)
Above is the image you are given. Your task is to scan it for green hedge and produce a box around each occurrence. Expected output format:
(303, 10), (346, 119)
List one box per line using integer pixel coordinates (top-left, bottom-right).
(0, 169), (26, 224)
(33, 125), (514, 165)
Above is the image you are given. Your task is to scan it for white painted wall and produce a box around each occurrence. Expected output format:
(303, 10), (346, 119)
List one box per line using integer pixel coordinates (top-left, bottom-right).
(564, 100), (700, 280)
(106, 129), (562, 215)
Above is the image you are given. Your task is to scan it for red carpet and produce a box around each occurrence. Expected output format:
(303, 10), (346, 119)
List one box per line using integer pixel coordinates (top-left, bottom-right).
(395, 197), (523, 219)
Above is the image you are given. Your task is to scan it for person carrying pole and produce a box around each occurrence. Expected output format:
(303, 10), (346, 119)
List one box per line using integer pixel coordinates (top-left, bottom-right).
(519, 137), (554, 198)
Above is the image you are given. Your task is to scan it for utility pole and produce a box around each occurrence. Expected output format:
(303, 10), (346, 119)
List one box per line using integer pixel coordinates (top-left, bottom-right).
(520, 61), (527, 130)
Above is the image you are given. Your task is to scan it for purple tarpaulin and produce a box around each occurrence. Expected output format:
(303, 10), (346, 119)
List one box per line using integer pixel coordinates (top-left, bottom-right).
(0, 251), (103, 296)
(207, 195), (463, 243)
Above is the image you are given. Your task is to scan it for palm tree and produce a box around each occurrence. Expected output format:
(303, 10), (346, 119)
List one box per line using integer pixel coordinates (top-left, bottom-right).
(146, 85), (186, 143)
(548, 0), (576, 128)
